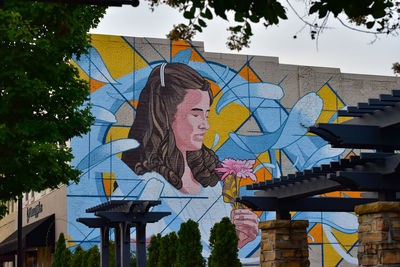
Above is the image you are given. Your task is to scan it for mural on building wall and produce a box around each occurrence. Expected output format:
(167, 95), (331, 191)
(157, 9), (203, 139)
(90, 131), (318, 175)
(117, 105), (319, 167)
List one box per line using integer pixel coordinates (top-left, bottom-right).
(67, 34), (360, 266)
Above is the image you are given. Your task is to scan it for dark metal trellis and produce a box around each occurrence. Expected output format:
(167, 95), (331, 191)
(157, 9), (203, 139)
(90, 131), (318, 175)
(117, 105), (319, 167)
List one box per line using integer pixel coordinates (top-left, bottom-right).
(239, 89), (400, 219)
(77, 200), (170, 267)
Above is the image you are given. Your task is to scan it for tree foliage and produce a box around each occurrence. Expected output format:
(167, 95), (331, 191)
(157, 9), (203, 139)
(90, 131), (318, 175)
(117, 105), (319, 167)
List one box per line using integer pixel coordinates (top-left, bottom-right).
(0, 0), (106, 218)
(71, 245), (85, 267)
(52, 233), (71, 267)
(158, 232), (178, 267)
(393, 62), (400, 75)
(160, 0), (400, 51)
(208, 217), (241, 267)
(176, 219), (205, 267)
(148, 233), (162, 267)
(87, 245), (101, 267)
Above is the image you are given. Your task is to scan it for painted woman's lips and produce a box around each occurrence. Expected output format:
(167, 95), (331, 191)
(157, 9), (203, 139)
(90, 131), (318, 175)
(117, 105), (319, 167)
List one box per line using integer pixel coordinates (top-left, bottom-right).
(193, 134), (205, 141)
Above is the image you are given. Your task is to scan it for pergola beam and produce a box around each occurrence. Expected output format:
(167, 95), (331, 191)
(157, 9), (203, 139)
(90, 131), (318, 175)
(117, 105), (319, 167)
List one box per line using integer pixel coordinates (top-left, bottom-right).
(238, 196), (379, 212)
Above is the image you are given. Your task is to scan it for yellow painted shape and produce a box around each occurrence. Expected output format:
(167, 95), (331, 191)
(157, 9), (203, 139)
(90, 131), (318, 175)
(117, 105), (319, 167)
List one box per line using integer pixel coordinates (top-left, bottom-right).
(323, 243), (344, 267)
(316, 111), (336, 124)
(90, 34), (148, 80)
(171, 40), (205, 62)
(317, 84), (344, 112)
(105, 126), (131, 158)
(275, 150), (280, 164)
(66, 234), (77, 248)
(338, 116), (354, 123)
(331, 226), (358, 246)
(316, 84), (346, 126)
(102, 172), (117, 198)
(204, 93), (249, 150)
(323, 227), (358, 266)
(71, 60), (89, 82)
(257, 151), (271, 166)
(237, 65), (261, 83)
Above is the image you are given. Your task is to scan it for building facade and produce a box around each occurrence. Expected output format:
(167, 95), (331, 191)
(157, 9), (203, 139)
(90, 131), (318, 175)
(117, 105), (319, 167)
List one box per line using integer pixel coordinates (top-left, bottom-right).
(0, 187), (66, 267)
(1, 34), (399, 266)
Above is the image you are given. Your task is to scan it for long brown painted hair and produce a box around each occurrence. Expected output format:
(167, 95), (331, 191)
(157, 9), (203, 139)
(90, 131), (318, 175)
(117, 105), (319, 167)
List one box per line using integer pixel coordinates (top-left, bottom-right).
(121, 63), (221, 190)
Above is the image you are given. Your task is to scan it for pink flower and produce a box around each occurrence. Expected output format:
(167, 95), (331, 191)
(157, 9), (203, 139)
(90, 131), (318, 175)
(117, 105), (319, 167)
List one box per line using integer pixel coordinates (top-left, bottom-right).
(215, 158), (257, 182)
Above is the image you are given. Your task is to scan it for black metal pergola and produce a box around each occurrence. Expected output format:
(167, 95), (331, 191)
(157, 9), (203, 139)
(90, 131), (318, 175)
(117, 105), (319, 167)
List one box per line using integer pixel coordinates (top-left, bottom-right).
(77, 200), (170, 267)
(239, 90), (400, 219)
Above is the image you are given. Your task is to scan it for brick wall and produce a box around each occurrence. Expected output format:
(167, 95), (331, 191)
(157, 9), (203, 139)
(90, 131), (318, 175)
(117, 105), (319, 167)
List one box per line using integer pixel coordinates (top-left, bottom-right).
(356, 202), (400, 266)
(259, 220), (309, 267)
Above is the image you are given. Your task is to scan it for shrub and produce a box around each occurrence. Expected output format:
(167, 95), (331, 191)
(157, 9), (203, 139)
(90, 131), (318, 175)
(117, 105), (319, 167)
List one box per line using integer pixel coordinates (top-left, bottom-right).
(70, 245), (85, 267)
(208, 217), (241, 267)
(147, 233), (162, 267)
(52, 233), (71, 267)
(176, 219), (205, 267)
(87, 245), (100, 267)
(158, 232), (178, 267)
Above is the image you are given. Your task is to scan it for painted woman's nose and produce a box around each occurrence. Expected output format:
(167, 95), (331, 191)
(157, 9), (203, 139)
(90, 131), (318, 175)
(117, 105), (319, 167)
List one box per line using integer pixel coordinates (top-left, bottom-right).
(199, 115), (209, 130)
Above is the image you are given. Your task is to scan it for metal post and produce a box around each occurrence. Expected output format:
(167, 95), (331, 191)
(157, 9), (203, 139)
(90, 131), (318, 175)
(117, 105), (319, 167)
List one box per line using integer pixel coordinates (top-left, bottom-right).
(136, 222), (146, 267)
(120, 223), (130, 267)
(17, 198), (22, 267)
(114, 227), (121, 267)
(276, 210), (291, 220)
(100, 227), (109, 267)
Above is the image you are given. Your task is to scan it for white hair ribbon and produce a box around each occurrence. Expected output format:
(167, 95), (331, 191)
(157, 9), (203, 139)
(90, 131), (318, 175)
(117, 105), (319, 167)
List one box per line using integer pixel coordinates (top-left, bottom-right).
(160, 63), (167, 87)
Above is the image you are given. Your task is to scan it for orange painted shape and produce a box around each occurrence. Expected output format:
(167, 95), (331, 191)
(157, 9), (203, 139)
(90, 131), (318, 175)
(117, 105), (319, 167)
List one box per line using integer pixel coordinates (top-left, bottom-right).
(102, 173), (112, 196)
(237, 65), (261, 83)
(129, 100), (138, 109)
(308, 223), (323, 244)
(239, 159), (272, 188)
(90, 78), (106, 93)
(171, 40), (205, 63)
(205, 78), (221, 96)
(102, 173), (117, 199)
(319, 191), (363, 198)
(254, 168), (272, 184)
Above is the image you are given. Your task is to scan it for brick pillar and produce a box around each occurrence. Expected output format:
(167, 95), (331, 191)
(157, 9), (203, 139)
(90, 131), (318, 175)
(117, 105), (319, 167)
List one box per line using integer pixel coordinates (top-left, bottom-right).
(259, 220), (309, 267)
(355, 201), (400, 266)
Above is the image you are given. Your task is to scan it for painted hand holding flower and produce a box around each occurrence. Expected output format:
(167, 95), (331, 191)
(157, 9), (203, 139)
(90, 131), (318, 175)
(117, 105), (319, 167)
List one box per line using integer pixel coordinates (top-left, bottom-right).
(216, 158), (259, 248)
(215, 158), (257, 209)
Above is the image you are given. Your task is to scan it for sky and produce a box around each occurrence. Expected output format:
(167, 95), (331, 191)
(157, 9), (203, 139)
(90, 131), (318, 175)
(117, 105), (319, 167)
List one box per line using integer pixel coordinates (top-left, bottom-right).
(90, 1), (400, 77)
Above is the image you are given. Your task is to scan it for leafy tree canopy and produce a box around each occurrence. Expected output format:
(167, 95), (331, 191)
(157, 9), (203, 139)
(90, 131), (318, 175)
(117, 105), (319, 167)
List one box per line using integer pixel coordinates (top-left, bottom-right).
(0, 0), (106, 218)
(148, 233), (162, 267)
(158, 232), (178, 267)
(52, 233), (71, 267)
(208, 217), (241, 267)
(176, 219), (205, 267)
(155, 0), (400, 51)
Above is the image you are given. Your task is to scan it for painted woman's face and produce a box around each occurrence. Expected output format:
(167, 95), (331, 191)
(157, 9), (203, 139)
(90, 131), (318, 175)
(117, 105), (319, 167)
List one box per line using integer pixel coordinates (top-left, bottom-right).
(172, 89), (210, 152)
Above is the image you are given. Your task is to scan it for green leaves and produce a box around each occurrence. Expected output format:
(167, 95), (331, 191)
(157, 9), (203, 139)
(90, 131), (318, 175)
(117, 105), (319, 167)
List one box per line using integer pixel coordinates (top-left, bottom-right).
(200, 7), (213, 19)
(162, 0), (400, 51)
(0, 0), (105, 217)
(198, 18), (207, 27)
(393, 62), (400, 75)
(176, 219), (205, 267)
(208, 217), (241, 267)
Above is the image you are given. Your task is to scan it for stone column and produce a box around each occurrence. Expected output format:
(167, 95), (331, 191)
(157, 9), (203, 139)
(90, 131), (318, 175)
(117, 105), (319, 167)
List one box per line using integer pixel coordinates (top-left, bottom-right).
(259, 220), (309, 267)
(355, 201), (400, 266)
